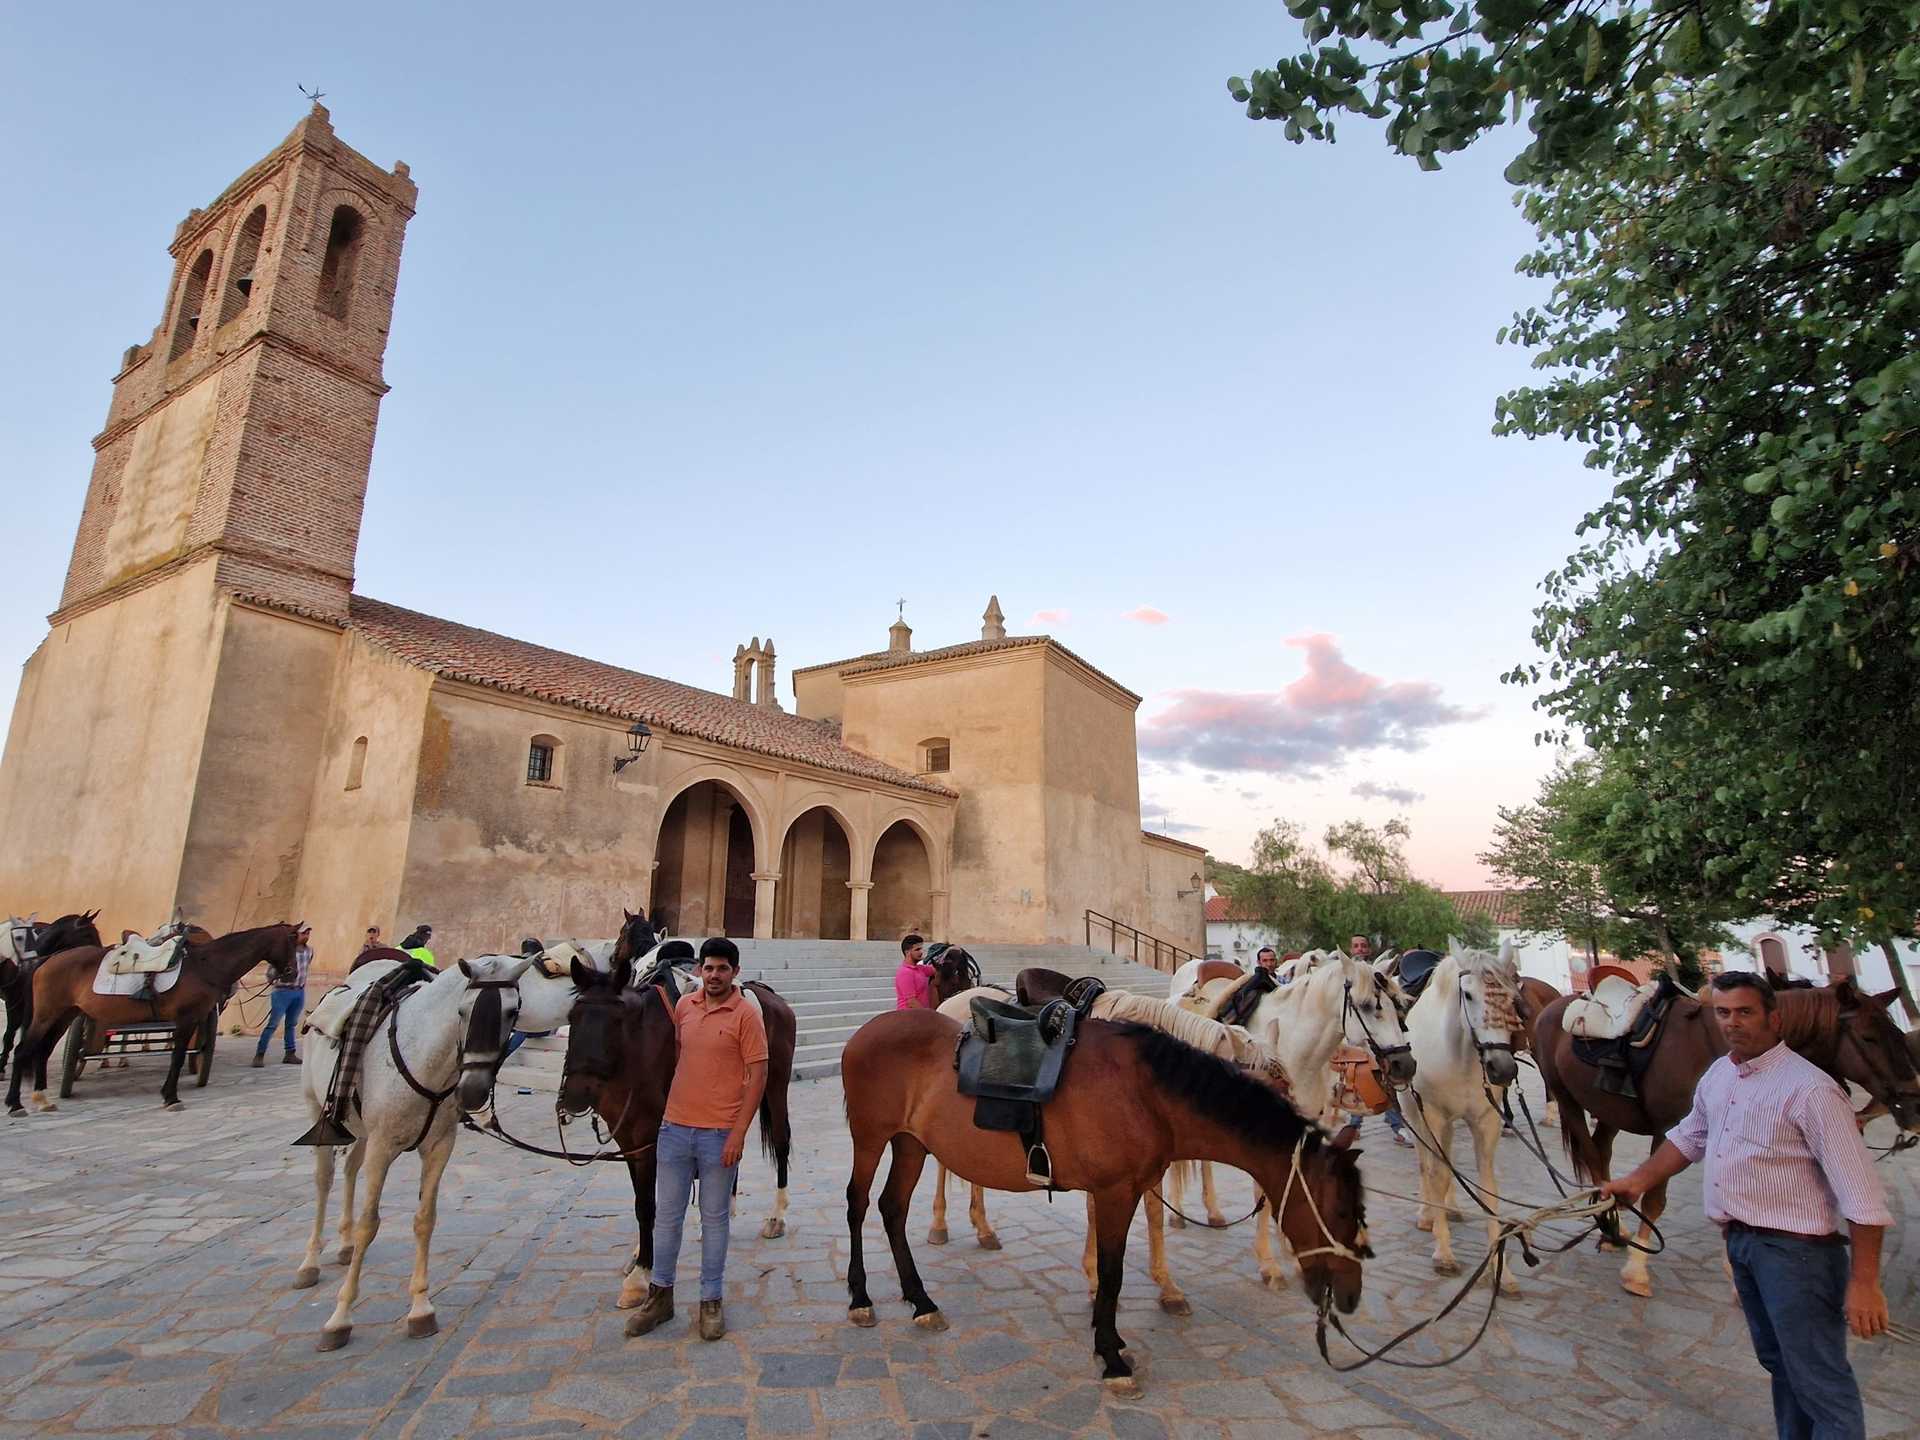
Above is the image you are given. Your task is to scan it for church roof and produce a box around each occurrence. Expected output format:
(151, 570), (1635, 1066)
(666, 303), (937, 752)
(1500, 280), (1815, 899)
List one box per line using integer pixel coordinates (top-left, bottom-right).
(343, 597), (957, 796)
(806, 635), (1142, 703)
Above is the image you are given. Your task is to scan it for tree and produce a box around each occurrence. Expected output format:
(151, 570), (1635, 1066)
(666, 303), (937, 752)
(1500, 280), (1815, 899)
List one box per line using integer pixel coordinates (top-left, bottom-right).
(1230, 1), (1920, 1014)
(1205, 854), (1256, 899)
(1238, 820), (1336, 946)
(1480, 756), (1620, 965)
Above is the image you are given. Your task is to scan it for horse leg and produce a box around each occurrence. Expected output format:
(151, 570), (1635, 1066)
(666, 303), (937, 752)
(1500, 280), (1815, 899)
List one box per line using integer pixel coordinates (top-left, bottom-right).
(876, 1134), (942, 1328)
(294, 1138), (336, 1288)
(927, 1162), (950, 1245)
(1089, 1186), (1142, 1394)
(6, 1017), (47, 1113)
(967, 1183), (999, 1249)
(1419, 1115), (1460, 1276)
(759, 1082), (792, 1240)
(1470, 1106), (1516, 1295)
(845, 1129), (885, 1326)
(1165, 1161), (1187, 1229)
(160, 1021), (194, 1109)
(320, 1137), (399, 1351)
(1143, 1185), (1188, 1314)
(18, 1012), (74, 1113)
(404, 1129), (456, 1337)
(618, 1152), (658, 1309)
(1254, 1190), (1289, 1291)
(336, 1137), (364, 1264)
(1199, 1161), (1225, 1228)
(1619, 1152), (1664, 1299)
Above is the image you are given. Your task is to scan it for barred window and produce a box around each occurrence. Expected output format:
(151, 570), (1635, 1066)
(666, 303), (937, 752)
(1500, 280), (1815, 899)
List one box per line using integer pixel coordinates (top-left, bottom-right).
(527, 741), (555, 785)
(921, 737), (951, 774)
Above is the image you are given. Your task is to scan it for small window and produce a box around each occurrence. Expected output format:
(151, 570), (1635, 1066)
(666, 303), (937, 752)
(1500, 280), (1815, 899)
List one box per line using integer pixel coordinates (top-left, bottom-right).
(345, 735), (368, 790)
(317, 205), (365, 320)
(527, 737), (558, 785)
(920, 737), (951, 774)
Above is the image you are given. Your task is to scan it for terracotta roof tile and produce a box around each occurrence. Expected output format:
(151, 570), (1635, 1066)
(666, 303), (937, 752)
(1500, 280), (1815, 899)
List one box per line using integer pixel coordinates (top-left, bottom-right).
(1204, 895), (1263, 923)
(839, 635), (1142, 702)
(344, 596), (956, 797)
(1441, 890), (1528, 929)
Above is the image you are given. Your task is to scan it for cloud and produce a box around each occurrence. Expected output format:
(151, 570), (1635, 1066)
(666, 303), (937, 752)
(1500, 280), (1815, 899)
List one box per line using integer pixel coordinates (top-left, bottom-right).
(1122, 606), (1169, 626)
(1140, 800), (1206, 836)
(1238, 789), (1261, 802)
(1030, 608), (1071, 625)
(1138, 633), (1482, 778)
(1352, 779), (1426, 807)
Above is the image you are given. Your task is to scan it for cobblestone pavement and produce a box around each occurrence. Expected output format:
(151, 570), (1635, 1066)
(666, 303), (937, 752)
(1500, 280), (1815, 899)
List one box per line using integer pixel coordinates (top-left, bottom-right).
(1, 1050), (1915, 1440)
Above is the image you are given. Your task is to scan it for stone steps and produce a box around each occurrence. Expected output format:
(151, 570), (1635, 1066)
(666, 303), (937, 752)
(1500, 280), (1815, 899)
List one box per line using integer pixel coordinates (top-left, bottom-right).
(499, 940), (1178, 1086)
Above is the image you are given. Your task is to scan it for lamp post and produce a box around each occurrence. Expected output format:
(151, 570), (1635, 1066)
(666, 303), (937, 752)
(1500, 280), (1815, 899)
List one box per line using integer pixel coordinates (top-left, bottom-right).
(612, 719), (653, 774)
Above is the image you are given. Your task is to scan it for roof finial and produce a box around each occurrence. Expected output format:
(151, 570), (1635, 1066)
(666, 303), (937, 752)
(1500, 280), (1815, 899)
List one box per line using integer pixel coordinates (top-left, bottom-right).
(298, 82), (327, 107)
(981, 594), (1006, 641)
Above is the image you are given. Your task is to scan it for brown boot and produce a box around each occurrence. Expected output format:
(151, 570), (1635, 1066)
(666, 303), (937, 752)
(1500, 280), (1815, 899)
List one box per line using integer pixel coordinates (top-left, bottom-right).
(251, 1053), (264, 1068)
(624, 1284), (674, 1337)
(698, 1299), (726, 1341)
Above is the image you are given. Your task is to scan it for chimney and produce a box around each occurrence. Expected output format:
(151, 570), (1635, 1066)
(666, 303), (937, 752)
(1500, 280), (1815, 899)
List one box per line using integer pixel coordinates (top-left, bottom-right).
(981, 594), (1006, 641)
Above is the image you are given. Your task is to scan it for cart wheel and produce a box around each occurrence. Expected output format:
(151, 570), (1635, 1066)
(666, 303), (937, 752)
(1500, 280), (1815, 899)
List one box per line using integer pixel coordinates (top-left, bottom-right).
(196, 1013), (216, 1087)
(59, 1017), (93, 1099)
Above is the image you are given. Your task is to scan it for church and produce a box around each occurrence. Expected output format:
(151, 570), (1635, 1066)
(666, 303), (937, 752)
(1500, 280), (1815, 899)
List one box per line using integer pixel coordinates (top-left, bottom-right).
(0, 109), (1206, 987)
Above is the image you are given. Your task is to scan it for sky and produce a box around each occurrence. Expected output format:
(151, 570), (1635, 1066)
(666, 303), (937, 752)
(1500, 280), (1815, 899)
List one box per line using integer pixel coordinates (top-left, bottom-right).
(0, 3), (1609, 889)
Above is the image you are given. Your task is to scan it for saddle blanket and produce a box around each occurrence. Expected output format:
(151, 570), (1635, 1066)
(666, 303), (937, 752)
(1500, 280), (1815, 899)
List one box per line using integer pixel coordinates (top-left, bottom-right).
(92, 935), (185, 997)
(305, 960), (402, 1041)
(1563, 974), (1653, 1042)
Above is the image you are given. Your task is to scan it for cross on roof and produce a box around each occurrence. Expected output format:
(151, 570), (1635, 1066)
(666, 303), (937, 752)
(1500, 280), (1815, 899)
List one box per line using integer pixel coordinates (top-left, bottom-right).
(896, 597), (906, 619)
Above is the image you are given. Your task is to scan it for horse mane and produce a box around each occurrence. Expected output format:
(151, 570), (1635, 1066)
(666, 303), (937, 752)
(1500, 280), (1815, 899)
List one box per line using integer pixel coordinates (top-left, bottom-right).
(1774, 986), (1839, 1050)
(1118, 1021), (1317, 1158)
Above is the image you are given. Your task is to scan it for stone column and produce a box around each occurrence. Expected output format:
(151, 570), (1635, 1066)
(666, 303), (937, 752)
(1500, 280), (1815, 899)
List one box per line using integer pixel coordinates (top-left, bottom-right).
(752, 871), (779, 940)
(929, 888), (951, 938)
(847, 881), (874, 942)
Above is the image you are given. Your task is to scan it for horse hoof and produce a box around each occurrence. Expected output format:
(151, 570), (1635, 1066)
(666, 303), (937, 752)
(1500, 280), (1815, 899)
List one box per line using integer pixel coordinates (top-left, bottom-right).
(1621, 1275), (1652, 1299)
(5, 1108), (23, 1119)
(1415, 1216), (1434, 1233)
(913, 1310), (949, 1333)
(848, 1307), (877, 1328)
(1260, 1271), (1288, 1293)
(1167, 1213), (1185, 1230)
(316, 1326), (351, 1352)
(35, 1102), (57, 1113)
(927, 1227), (949, 1246)
(407, 1314), (438, 1338)
(977, 1233), (1002, 1252)
(1159, 1296), (1192, 1317)
(760, 1218), (786, 1240)
(1206, 1216), (1226, 1229)
(1433, 1258), (1461, 1277)
(1500, 1278), (1522, 1298)
(1104, 1375), (1144, 1399)
(164, 1101), (185, 1112)
(292, 1267), (319, 1290)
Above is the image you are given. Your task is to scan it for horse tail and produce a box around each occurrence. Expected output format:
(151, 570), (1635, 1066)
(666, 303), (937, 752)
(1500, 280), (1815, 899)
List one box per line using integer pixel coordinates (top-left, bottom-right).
(1539, 1037), (1609, 1184)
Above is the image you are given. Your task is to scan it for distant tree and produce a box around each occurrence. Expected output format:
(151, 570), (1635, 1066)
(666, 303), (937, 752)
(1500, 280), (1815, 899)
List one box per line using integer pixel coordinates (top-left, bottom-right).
(1238, 820), (1336, 947)
(1204, 855), (1256, 899)
(1481, 755), (1630, 966)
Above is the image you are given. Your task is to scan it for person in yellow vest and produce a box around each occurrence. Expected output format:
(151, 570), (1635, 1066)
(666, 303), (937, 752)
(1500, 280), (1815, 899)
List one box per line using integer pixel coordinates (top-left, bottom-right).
(399, 924), (437, 968)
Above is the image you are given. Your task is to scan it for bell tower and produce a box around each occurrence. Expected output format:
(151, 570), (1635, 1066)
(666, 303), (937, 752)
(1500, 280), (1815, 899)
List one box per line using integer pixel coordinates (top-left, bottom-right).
(58, 103), (416, 623)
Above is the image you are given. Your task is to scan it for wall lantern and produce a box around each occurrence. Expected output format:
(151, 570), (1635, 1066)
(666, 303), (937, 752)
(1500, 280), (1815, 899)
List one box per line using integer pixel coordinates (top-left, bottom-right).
(1176, 872), (1204, 899)
(612, 720), (653, 774)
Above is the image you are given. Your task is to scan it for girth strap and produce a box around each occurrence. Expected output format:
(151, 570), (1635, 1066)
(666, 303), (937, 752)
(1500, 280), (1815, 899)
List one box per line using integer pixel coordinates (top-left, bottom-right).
(387, 1008), (456, 1153)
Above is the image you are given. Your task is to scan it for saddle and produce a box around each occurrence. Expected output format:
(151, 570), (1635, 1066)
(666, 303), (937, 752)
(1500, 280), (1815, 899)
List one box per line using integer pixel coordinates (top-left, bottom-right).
(296, 959), (437, 1147)
(93, 931), (187, 999)
(954, 988), (1097, 1188)
(1568, 971), (1689, 1100)
(1393, 949), (1442, 1003)
(632, 954), (698, 999)
(1180, 967), (1278, 1028)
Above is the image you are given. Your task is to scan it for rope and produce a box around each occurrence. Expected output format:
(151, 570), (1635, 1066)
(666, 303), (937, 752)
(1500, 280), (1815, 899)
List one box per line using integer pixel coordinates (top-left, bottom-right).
(1146, 1184), (1264, 1230)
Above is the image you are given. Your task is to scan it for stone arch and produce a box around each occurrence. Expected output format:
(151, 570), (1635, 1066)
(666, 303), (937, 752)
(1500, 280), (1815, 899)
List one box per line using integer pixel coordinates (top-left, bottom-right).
(170, 247), (217, 360)
(652, 772), (767, 939)
(869, 817), (935, 944)
(775, 804), (856, 940)
(217, 195), (273, 326)
(1754, 933), (1791, 980)
(776, 790), (867, 859)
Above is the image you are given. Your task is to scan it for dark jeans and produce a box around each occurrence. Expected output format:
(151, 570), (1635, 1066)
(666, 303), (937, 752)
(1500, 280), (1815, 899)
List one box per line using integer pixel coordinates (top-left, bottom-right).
(256, 988), (303, 1057)
(1725, 1225), (1865, 1440)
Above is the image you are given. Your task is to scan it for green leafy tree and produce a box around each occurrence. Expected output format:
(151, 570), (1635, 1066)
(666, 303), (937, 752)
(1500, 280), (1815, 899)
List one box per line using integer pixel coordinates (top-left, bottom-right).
(1205, 855), (1256, 900)
(1480, 754), (1634, 965)
(1231, 0), (1920, 1014)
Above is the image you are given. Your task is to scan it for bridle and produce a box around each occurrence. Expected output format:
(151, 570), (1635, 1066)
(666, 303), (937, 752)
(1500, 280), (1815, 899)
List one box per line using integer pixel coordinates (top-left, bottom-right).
(1457, 966), (1520, 1080)
(1340, 976), (1411, 1084)
(1274, 1134), (1366, 1265)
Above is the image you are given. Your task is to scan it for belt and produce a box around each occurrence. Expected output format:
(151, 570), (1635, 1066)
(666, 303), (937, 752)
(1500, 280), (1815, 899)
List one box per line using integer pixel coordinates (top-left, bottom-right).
(1726, 1218), (1847, 1247)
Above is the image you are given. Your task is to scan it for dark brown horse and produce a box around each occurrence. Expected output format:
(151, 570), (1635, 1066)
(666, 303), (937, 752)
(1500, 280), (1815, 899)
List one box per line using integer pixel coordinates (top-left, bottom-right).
(1, 912), (102, 1074)
(840, 1008), (1369, 1393)
(349, 945), (420, 974)
(1535, 977), (1920, 1296)
(558, 951), (798, 1320)
(7, 922), (301, 1114)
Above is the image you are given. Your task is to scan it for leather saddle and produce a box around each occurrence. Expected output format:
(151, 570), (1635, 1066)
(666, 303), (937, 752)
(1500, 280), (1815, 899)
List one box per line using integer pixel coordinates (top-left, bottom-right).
(1569, 971), (1689, 1099)
(1394, 949), (1442, 1003)
(632, 954), (697, 999)
(955, 987), (1098, 1187)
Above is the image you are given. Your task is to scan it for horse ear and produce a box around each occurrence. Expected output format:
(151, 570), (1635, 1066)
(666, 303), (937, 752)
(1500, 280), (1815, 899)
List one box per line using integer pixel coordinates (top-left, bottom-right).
(611, 954), (634, 992)
(1447, 936), (1466, 960)
(570, 956), (593, 988)
(1330, 1121), (1360, 1151)
(1871, 987), (1899, 1010)
(457, 958), (476, 980)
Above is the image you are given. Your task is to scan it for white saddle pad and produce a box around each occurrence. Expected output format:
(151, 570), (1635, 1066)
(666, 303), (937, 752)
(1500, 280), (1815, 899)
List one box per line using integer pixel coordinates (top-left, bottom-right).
(304, 960), (401, 1041)
(93, 937), (185, 997)
(1563, 975), (1654, 1042)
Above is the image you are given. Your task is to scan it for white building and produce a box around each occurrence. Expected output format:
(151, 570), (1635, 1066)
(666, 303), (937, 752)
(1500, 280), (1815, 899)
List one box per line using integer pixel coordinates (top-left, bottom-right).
(1203, 895), (1278, 965)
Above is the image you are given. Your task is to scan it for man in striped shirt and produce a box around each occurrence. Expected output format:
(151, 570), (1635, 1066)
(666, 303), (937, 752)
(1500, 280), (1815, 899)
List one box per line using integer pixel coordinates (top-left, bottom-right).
(1604, 971), (1891, 1440)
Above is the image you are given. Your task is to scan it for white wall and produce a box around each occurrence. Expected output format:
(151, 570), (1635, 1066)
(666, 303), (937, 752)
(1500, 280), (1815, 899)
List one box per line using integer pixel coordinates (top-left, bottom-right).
(1205, 920), (1279, 964)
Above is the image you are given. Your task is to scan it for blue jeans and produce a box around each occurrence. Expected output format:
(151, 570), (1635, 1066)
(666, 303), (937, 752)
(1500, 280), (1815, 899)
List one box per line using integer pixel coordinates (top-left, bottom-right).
(1725, 1225), (1865, 1440)
(256, 988), (304, 1056)
(653, 1122), (738, 1301)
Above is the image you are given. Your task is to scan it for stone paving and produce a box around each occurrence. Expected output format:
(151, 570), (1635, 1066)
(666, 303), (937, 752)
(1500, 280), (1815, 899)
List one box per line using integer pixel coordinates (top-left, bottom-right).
(1, 1048), (1915, 1440)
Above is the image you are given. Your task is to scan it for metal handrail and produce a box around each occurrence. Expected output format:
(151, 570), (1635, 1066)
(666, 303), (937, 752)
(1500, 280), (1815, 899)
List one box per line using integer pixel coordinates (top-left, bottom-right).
(1084, 909), (1202, 975)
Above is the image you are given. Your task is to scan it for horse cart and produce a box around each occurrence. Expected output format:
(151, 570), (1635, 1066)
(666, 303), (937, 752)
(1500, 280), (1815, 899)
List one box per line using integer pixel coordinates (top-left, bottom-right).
(58, 1009), (219, 1098)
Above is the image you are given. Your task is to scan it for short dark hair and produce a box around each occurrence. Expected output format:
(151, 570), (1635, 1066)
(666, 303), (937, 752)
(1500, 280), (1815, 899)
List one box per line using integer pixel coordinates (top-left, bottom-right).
(1710, 970), (1776, 1011)
(699, 937), (740, 969)
(1256, 945), (1277, 959)
(901, 933), (925, 955)
(658, 939), (696, 962)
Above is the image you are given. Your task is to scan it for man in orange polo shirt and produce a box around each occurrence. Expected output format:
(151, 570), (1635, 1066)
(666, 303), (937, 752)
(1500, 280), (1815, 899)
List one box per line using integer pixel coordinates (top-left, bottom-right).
(628, 937), (768, 1342)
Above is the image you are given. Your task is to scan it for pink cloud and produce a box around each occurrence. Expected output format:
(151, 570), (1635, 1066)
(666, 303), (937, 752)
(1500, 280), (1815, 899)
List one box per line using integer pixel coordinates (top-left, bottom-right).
(1030, 608), (1071, 625)
(1138, 634), (1482, 778)
(1123, 605), (1169, 626)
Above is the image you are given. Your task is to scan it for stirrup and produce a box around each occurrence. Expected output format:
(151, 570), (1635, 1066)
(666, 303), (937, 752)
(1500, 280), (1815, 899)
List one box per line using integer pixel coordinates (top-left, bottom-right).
(1025, 1142), (1055, 1189)
(294, 1115), (356, 1147)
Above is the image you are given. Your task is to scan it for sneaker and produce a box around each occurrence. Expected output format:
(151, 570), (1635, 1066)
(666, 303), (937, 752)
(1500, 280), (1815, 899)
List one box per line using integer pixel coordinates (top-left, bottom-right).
(283, 1052), (300, 1065)
(624, 1284), (674, 1337)
(698, 1299), (726, 1341)
(1392, 1132), (1413, 1148)
(251, 1053), (265, 1068)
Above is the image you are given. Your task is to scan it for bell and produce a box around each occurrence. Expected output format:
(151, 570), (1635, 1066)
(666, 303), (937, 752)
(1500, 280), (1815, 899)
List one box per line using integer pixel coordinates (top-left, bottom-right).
(234, 272), (253, 298)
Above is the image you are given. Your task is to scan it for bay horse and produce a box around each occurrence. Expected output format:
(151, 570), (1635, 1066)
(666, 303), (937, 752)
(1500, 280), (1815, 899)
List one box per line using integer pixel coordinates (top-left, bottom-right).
(841, 1008), (1369, 1393)
(1535, 975), (1920, 1297)
(1511, 974), (1562, 1127)
(558, 950), (797, 1319)
(1, 912), (102, 1073)
(7, 921), (300, 1115)
(296, 951), (565, 1349)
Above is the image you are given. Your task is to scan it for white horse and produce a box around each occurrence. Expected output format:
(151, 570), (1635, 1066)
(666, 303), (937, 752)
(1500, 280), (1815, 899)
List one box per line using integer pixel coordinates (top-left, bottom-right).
(1401, 939), (1524, 1293)
(295, 952), (575, 1350)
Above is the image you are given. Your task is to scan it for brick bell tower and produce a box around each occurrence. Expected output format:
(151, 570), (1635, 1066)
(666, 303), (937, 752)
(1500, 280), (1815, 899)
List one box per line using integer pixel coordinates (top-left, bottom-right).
(58, 102), (416, 624)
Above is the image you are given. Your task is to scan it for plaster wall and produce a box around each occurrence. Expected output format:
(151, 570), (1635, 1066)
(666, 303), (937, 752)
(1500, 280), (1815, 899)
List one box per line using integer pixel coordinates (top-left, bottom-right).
(0, 561), (226, 938)
(791, 666), (847, 723)
(1039, 655), (1148, 945)
(1140, 833), (1208, 956)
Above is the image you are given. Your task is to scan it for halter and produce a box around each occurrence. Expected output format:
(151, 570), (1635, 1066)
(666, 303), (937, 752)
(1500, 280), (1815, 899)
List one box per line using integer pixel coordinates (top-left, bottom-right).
(1340, 978), (1411, 1083)
(1273, 1135), (1364, 1264)
(385, 973), (522, 1154)
(1457, 967), (1520, 1078)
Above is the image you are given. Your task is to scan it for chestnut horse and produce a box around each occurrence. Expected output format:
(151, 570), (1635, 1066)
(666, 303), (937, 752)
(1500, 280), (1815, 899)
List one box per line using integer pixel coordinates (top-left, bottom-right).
(558, 952), (798, 1319)
(841, 1008), (1369, 1393)
(1535, 977), (1920, 1297)
(0, 912), (102, 1074)
(7, 922), (301, 1114)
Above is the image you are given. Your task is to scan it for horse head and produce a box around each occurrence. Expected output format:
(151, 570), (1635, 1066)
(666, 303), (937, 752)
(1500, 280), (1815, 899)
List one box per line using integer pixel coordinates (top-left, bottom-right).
(1282, 1125), (1371, 1315)
(1446, 938), (1522, 1086)
(35, 910), (103, 957)
(453, 953), (539, 1120)
(927, 945), (980, 1006)
(612, 908), (661, 967)
(1831, 979), (1920, 1132)
(558, 954), (635, 1118)
(1337, 952), (1416, 1086)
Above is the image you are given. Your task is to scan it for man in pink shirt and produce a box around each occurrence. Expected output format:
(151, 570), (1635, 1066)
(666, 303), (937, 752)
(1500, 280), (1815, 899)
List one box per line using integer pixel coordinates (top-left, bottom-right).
(894, 933), (932, 1010)
(1605, 971), (1890, 1440)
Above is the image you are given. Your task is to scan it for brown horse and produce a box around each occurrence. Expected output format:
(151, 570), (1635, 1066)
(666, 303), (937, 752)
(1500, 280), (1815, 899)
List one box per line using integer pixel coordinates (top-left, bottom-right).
(7, 922), (301, 1114)
(1509, 975), (1562, 1127)
(1, 912), (102, 1074)
(558, 951), (798, 1319)
(349, 945), (420, 974)
(841, 1008), (1369, 1393)
(1535, 977), (1920, 1296)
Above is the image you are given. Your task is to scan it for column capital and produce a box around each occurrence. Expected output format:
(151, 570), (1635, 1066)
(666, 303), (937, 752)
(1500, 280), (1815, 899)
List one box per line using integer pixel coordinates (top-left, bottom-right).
(846, 881), (875, 892)
(751, 871), (781, 883)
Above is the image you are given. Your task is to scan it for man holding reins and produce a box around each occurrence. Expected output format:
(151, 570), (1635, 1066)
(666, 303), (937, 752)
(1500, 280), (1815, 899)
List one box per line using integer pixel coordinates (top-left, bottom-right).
(1604, 971), (1890, 1440)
